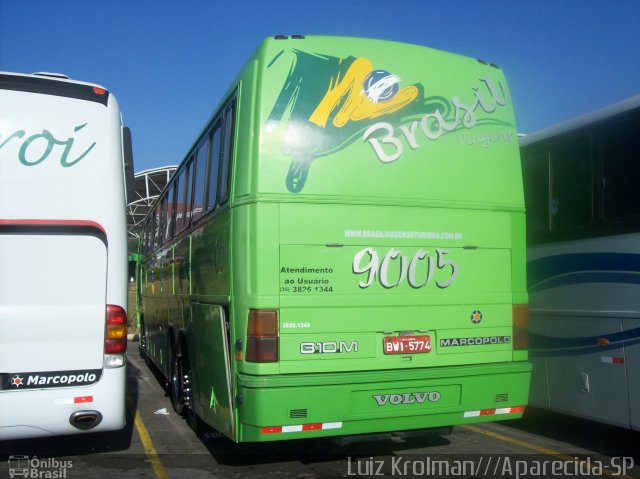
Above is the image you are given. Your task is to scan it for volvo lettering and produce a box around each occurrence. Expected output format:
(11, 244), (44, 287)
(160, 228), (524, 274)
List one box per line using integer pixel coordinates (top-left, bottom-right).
(373, 392), (442, 406)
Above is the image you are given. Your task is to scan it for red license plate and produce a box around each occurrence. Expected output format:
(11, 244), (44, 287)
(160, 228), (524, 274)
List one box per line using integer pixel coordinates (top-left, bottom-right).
(383, 335), (432, 354)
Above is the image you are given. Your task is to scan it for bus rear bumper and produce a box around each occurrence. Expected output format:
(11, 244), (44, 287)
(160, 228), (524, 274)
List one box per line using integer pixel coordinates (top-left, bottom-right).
(236, 361), (531, 442)
(0, 366), (126, 441)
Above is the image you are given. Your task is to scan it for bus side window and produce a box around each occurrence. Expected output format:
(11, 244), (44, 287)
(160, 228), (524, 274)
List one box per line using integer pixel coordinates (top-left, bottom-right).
(207, 122), (222, 212)
(128, 259), (136, 284)
(174, 169), (185, 232)
(184, 156), (194, 224)
(148, 212), (154, 252)
(602, 113), (640, 222)
(192, 139), (209, 223)
(522, 150), (550, 237)
(219, 100), (236, 204)
(147, 220), (152, 253)
(154, 202), (162, 250)
(164, 183), (175, 242)
(549, 135), (593, 232)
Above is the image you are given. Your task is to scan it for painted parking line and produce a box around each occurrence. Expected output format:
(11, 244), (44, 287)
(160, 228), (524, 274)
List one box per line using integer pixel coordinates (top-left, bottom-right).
(133, 410), (169, 479)
(127, 396), (169, 479)
(461, 424), (633, 479)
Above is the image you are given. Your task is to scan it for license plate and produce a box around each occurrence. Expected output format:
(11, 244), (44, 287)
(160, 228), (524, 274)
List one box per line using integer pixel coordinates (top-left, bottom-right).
(383, 335), (432, 354)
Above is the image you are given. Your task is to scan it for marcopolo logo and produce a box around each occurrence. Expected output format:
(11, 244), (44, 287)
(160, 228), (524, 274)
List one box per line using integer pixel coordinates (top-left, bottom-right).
(1, 369), (101, 390)
(10, 375), (25, 388)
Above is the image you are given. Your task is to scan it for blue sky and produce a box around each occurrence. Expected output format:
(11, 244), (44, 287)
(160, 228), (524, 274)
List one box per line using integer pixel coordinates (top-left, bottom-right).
(1, 0), (638, 173)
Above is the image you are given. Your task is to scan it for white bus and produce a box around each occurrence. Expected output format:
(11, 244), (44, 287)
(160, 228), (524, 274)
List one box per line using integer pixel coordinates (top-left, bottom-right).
(520, 95), (640, 430)
(0, 72), (134, 439)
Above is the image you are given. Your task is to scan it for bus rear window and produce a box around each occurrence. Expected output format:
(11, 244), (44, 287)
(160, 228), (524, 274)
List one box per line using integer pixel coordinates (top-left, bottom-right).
(0, 73), (109, 106)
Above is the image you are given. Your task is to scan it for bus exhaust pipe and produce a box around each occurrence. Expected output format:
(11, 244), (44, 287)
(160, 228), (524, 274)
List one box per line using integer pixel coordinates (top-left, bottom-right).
(69, 410), (103, 431)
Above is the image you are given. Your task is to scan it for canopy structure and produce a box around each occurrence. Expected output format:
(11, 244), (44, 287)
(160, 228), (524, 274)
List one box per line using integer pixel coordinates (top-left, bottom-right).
(127, 166), (176, 242)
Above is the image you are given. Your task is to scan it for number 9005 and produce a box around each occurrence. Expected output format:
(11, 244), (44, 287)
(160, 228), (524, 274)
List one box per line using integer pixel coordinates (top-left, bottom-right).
(352, 247), (458, 289)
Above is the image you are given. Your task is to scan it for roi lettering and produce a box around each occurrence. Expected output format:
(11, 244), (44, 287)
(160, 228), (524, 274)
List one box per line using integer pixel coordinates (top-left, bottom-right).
(0, 123), (96, 167)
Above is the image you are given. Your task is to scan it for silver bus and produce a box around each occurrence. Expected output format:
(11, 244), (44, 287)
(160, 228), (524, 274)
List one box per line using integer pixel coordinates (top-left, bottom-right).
(520, 95), (640, 430)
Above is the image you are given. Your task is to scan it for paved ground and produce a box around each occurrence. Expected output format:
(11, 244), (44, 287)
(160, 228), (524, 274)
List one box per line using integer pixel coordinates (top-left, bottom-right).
(1, 342), (638, 479)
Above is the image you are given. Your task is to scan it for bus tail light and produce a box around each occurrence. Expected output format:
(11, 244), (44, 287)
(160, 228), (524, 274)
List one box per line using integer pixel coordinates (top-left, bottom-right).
(105, 305), (127, 365)
(512, 304), (529, 350)
(246, 310), (278, 363)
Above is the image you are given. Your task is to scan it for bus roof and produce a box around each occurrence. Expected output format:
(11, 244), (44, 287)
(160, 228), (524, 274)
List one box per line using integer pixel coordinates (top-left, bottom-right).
(520, 95), (640, 147)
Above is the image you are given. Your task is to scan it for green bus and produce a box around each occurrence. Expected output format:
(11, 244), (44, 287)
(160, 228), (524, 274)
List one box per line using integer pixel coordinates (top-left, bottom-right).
(138, 35), (531, 442)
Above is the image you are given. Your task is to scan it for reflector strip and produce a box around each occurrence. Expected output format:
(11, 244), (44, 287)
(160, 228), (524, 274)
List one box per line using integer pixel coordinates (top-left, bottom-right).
(302, 423), (322, 431)
(55, 396), (94, 405)
(601, 356), (625, 364)
(261, 421), (343, 434)
(322, 422), (343, 429)
(464, 406), (525, 418)
(282, 425), (303, 433)
(260, 426), (282, 434)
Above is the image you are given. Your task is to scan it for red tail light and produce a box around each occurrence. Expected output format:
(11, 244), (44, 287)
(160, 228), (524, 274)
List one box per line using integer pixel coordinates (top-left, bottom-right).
(105, 304), (127, 354)
(513, 304), (529, 350)
(245, 310), (278, 362)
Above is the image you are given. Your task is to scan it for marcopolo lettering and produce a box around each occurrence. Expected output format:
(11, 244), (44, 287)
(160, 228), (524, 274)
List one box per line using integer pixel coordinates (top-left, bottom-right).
(373, 391), (441, 406)
(26, 372), (98, 386)
(2, 369), (102, 390)
(439, 336), (511, 347)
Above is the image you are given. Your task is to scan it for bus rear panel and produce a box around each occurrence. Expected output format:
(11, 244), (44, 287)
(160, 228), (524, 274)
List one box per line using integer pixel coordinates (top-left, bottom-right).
(0, 72), (129, 440)
(139, 36), (530, 442)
